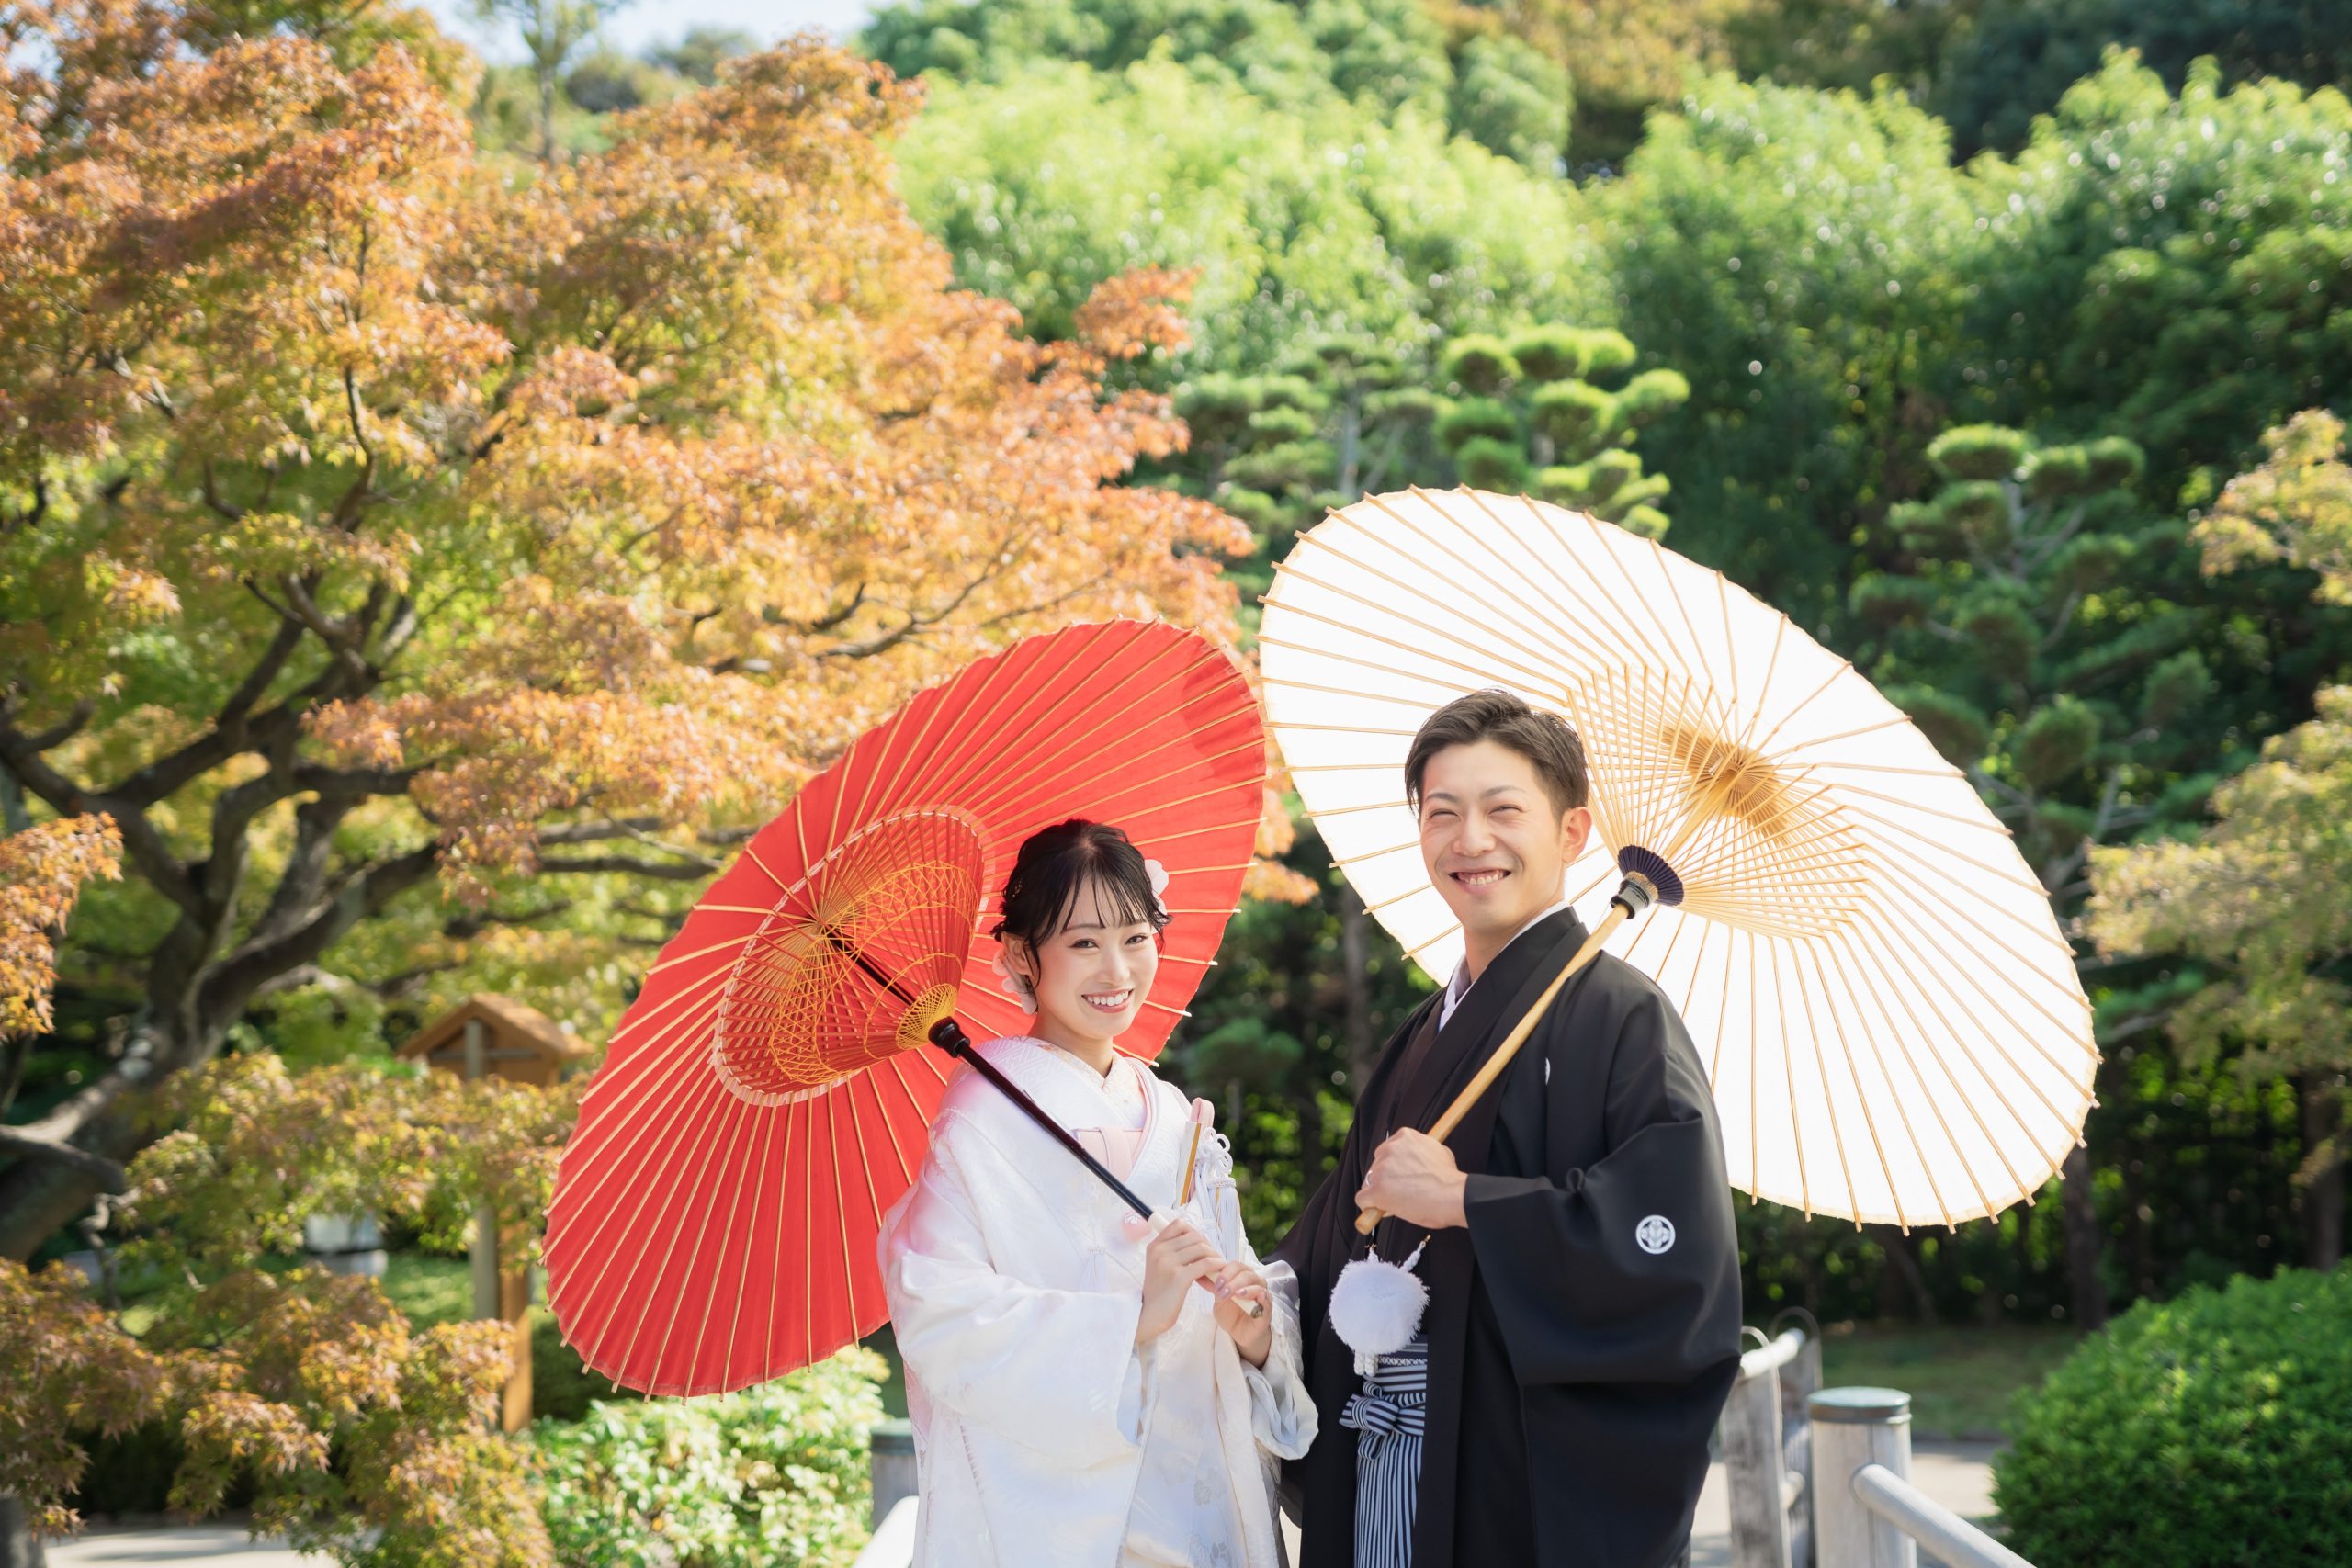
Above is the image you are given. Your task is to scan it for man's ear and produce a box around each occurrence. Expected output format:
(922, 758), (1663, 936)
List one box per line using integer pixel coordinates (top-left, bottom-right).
(1560, 804), (1594, 861)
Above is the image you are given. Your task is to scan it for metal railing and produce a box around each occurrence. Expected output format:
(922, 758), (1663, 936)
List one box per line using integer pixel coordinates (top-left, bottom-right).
(1719, 1319), (2035, 1568)
(862, 1340), (2039, 1568)
(1805, 1387), (2034, 1568)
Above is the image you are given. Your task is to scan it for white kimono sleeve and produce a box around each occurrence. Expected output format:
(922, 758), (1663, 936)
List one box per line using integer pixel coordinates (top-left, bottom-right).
(884, 1112), (1155, 1467)
(1237, 1253), (1317, 1460)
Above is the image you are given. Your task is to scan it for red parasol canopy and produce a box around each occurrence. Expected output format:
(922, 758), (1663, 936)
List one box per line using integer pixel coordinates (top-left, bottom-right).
(542, 620), (1266, 1395)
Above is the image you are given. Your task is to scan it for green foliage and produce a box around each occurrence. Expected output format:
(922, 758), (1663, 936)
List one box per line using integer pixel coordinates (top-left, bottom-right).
(864, 0), (1566, 169)
(532, 1349), (888, 1568)
(1440, 333), (1520, 394)
(1435, 396), (1520, 451)
(1598, 73), (1975, 622)
(563, 51), (690, 114)
(1996, 1265), (2352, 1566)
(1928, 424), (2030, 483)
(891, 56), (1602, 364)
(1889, 685), (1991, 764)
(648, 27), (758, 85)
(1932, 0), (2352, 156)
(1453, 435), (1532, 490)
(2014, 696), (2102, 789)
(1447, 35), (1569, 173)
(1970, 56), (2352, 509)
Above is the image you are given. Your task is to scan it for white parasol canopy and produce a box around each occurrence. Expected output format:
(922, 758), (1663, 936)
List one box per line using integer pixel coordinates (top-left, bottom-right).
(1259, 487), (2097, 1227)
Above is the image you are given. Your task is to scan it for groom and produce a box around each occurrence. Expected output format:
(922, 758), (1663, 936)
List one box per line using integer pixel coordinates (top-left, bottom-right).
(1276, 690), (1741, 1568)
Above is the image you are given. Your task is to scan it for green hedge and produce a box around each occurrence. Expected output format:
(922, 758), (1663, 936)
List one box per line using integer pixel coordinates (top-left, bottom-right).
(1995, 1265), (2352, 1567)
(532, 1348), (888, 1568)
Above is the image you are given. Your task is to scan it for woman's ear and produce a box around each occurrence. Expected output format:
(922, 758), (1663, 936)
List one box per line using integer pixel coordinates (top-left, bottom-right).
(1001, 934), (1036, 985)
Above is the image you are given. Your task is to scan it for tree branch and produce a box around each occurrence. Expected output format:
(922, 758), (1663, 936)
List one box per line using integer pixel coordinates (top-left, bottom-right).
(0, 722), (204, 916)
(200, 841), (443, 1030)
(537, 817), (665, 846)
(535, 852), (716, 881)
(0, 1126), (128, 1192)
(24, 699), (96, 753)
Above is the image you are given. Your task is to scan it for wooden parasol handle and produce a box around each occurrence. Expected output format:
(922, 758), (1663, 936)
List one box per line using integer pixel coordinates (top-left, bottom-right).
(1353, 899), (1633, 1236)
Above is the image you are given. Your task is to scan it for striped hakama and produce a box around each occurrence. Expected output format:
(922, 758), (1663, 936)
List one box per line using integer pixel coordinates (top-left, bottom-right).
(1339, 1336), (1428, 1568)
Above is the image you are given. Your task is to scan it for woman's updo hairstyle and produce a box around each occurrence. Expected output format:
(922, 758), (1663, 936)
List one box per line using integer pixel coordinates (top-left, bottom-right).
(990, 819), (1170, 951)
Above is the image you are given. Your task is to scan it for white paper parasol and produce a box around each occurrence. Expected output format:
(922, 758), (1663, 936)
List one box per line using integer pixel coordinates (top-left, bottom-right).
(1260, 487), (2097, 1227)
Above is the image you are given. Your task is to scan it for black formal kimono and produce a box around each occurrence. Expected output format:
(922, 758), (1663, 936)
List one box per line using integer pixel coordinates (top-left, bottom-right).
(1276, 907), (1742, 1568)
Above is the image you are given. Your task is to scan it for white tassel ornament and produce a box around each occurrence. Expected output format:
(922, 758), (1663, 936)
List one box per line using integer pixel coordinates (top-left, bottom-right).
(1328, 1242), (1429, 1375)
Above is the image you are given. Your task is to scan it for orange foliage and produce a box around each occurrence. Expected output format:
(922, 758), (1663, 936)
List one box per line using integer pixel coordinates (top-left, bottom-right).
(1, 8), (1250, 947)
(0, 815), (122, 1037)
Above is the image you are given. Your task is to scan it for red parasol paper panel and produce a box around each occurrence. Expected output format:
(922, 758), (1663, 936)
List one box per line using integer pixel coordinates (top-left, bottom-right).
(543, 620), (1265, 1395)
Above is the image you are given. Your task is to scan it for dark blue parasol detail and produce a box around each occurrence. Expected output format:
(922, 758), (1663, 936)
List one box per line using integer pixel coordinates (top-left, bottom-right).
(1615, 844), (1686, 907)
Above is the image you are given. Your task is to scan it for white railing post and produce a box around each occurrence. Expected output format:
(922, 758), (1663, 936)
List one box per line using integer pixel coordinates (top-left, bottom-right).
(1724, 1337), (1795, 1568)
(1779, 1322), (1821, 1568)
(1808, 1387), (1917, 1568)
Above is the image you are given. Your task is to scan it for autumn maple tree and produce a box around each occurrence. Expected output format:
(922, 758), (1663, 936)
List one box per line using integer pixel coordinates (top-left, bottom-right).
(0, 0), (1250, 1257)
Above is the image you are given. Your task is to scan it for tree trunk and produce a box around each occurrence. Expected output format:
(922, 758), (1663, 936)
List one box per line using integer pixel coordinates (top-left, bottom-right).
(2058, 1143), (2107, 1329)
(1338, 884), (1376, 1093)
(0, 1100), (141, 1261)
(0, 1495), (47, 1568)
(2299, 1072), (2345, 1273)
(0, 1017), (188, 1260)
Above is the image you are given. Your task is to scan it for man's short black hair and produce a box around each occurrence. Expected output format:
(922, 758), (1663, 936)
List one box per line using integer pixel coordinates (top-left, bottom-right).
(1404, 689), (1589, 818)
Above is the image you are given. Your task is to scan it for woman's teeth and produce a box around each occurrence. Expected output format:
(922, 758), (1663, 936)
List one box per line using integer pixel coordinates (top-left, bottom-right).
(1082, 989), (1134, 1012)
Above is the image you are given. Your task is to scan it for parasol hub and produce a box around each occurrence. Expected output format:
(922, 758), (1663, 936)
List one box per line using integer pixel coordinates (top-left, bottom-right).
(711, 807), (987, 1105)
(896, 983), (962, 1054)
(1560, 666), (1871, 942)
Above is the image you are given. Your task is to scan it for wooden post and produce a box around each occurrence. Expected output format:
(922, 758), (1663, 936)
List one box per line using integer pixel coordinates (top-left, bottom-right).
(870, 1419), (918, 1529)
(1808, 1388), (1916, 1568)
(1723, 1357), (1792, 1568)
(463, 1015), (533, 1432)
(1782, 1334), (1823, 1568)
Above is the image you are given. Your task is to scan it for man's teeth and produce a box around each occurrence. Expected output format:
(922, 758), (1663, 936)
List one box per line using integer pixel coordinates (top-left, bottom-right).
(1456, 869), (1508, 885)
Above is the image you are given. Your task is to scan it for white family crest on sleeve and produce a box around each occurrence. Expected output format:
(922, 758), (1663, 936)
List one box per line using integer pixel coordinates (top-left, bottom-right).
(1635, 1215), (1677, 1256)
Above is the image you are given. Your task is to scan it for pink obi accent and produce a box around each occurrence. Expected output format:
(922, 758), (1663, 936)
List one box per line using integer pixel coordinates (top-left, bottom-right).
(1070, 1124), (1149, 1181)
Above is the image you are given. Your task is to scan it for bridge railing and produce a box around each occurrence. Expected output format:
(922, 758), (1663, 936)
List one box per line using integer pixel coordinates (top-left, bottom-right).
(1721, 1318), (1820, 1568)
(862, 1334), (2039, 1568)
(1805, 1387), (2035, 1568)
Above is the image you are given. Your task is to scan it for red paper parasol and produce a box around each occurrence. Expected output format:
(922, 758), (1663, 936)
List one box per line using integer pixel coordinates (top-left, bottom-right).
(542, 621), (1265, 1395)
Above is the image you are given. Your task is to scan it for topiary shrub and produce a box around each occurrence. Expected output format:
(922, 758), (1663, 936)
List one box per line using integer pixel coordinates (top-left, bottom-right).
(533, 1347), (888, 1568)
(1995, 1265), (2352, 1568)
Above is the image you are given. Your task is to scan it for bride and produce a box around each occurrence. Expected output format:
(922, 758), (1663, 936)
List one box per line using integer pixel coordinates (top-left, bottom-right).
(880, 818), (1315, 1567)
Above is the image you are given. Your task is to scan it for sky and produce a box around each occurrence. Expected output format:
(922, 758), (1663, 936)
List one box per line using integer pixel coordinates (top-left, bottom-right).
(420, 0), (880, 62)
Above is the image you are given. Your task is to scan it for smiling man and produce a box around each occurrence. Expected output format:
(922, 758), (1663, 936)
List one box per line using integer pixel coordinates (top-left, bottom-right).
(1276, 690), (1741, 1568)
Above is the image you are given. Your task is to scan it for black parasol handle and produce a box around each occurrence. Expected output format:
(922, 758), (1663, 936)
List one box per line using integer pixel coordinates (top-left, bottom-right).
(928, 1016), (1157, 1222)
(838, 937), (1261, 1313)
(833, 933), (1159, 1220)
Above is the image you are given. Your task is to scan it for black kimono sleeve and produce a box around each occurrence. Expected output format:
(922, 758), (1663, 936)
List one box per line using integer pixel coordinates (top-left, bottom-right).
(1459, 987), (1742, 1390)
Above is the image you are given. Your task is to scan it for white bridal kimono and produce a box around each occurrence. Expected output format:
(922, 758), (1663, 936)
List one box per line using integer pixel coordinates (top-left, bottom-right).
(879, 1035), (1317, 1568)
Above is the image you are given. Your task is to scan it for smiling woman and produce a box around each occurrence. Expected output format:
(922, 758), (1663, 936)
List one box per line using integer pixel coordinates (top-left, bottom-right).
(876, 815), (1318, 1567)
(990, 820), (1171, 1073)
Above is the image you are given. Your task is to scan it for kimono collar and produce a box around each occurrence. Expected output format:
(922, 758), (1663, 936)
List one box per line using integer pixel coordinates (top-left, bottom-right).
(1403, 906), (1590, 1136)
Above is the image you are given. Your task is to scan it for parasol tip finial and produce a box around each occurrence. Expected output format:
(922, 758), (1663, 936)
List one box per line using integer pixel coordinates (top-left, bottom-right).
(1614, 844), (1685, 909)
